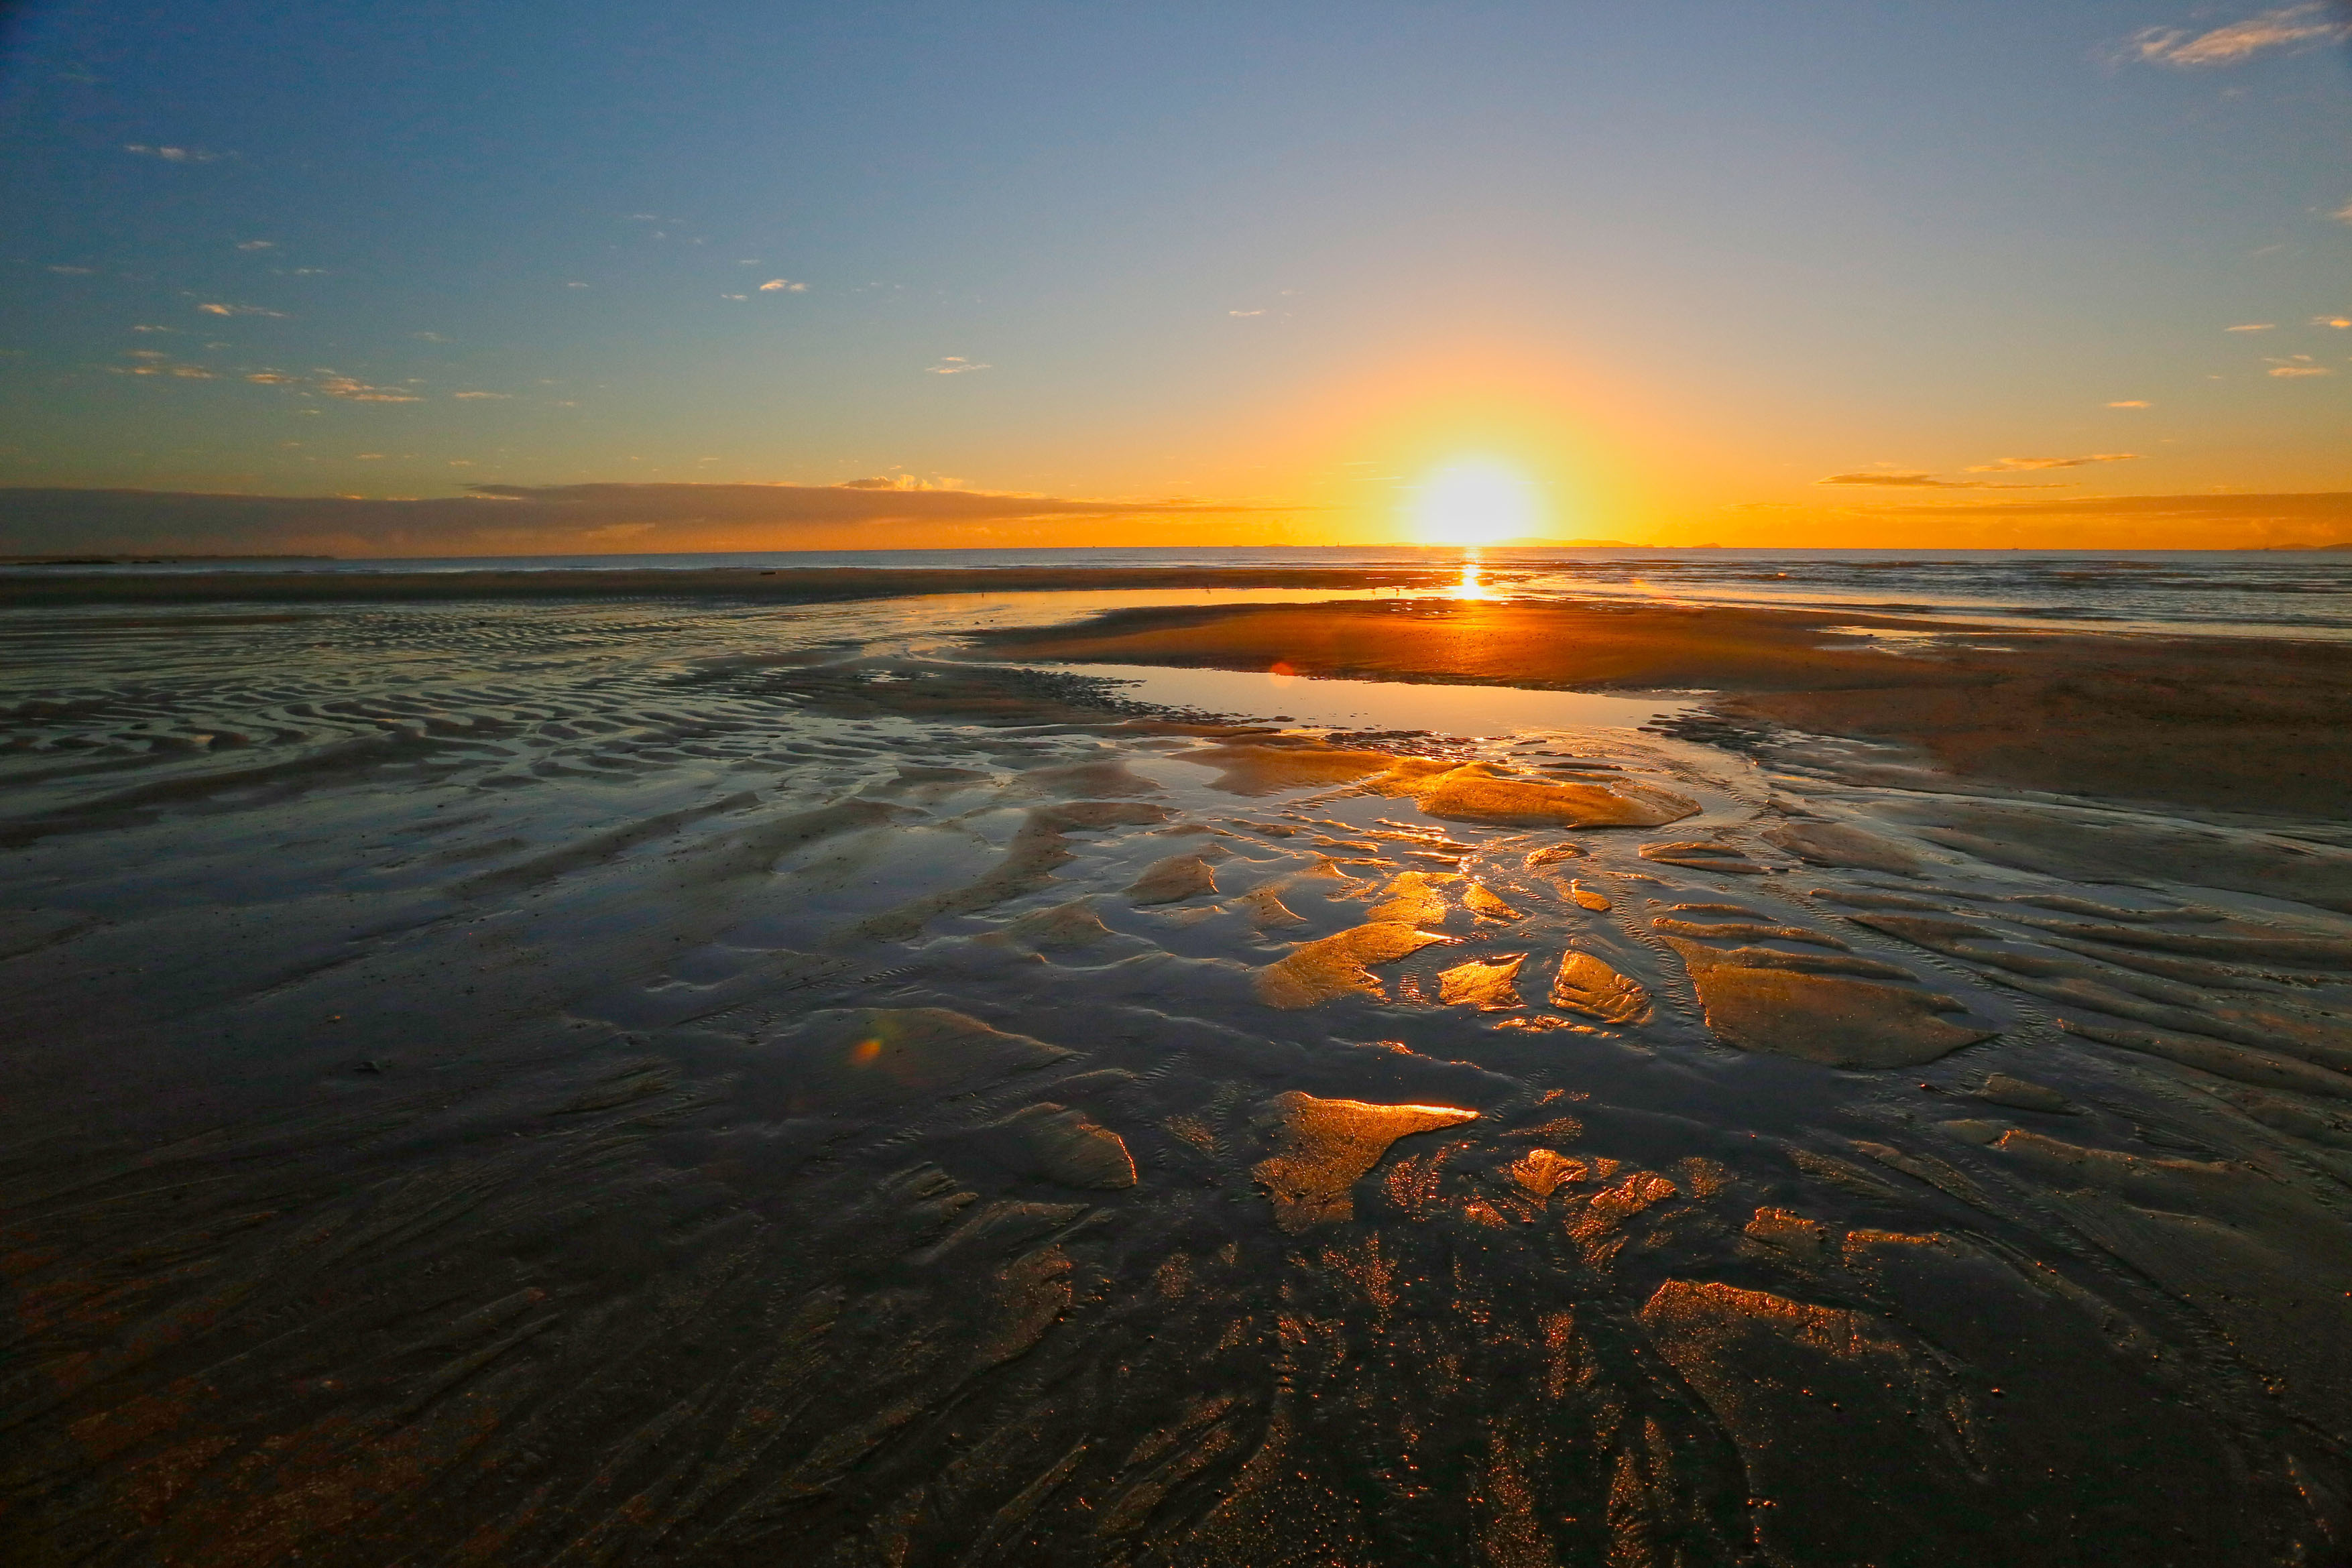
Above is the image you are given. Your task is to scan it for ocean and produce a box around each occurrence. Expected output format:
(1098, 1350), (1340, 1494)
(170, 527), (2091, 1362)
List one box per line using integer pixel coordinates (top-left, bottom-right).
(9, 544), (2350, 639)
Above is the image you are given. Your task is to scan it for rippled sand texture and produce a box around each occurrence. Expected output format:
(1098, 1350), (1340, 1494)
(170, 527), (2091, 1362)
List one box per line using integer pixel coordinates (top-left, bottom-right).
(5, 598), (2352, 1566)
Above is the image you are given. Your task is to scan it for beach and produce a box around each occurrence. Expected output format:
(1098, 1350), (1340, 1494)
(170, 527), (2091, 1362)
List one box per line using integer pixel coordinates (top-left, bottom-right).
(3, 567), (2351, 1566)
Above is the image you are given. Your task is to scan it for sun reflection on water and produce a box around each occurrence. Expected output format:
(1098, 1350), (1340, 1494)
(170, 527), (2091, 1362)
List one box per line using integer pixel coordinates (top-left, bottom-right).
(1450, 554), (1495, 599)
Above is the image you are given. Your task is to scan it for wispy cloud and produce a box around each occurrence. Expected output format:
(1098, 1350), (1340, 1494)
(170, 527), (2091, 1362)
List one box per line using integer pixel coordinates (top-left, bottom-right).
(2125, 4), (2352, 66)
(2226, 322), (2277, 332)
(47, 265), (94, 276)
(118, 350), (213, 380)
(123, 143), (221, 162)
(1229, 308), (1267, 317)
(235, 239), (274, 251)
(2315, 314), (2352, 328)
(758, 278), (807, 292)
(1816, 469), (2066, 490)
(2337, 200), (2352, 225)
(1964, 453), (2142, 473)
(2269, 364), (2335, 377)
(2107, 400), (2152, 408)
(196, 302), (285, 318)
(451, 391), (509, 400)
(316, 375), (422, 402)
(927, 357), (990, 375)
(1818, 471), (1973, 489)
(840, 474), (967, 491)
(239, 369), (424, 402)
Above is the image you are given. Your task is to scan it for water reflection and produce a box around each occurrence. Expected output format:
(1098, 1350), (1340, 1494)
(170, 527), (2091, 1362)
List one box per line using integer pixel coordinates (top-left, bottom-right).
(1450, 554), (1495, 599)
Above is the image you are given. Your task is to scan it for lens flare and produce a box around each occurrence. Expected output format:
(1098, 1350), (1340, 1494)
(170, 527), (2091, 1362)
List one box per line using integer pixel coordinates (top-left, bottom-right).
(1409, 459), (1540, 547)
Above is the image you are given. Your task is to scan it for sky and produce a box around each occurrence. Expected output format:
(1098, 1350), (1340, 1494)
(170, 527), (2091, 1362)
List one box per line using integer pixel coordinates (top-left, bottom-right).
(2, 0), (2349, 554)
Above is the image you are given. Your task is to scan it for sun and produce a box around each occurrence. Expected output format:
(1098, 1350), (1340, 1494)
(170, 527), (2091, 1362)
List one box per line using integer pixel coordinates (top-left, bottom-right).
(1408, 459), (1541, 547)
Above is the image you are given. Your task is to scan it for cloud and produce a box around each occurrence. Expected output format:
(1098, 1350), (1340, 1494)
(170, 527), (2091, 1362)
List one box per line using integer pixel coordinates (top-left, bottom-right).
(2270, 364), (2334, 376)
(2107, 400), (2152, 407)
(839, 474), (963, 491)
(48, 265), (94, 275)
(119, 350), (215, 381)
(451, 390), (509, 400)
(236, 240), (274, 251)
(1814, 469), (2066, 490)
(0, 481), (1268, 557)
(1229, 309), (1267, 317)
(196, 302), (285, 318)
(2316, 315), (2352, 328)
(123, 143), (220, 162)
(315, 375), (422, 402)
(1817, 471), (1974, 488)
(2125, 4), (2352, 66)
(1868, 490), (2352, 530)
(2337, 200), (2352, 225)
(229, 369), (421, 402)
(1963, 453), (2143, 472)
(927, 357), (990, 374)
(2226, 322), (2277, 332)
(758, 278), (807, 292)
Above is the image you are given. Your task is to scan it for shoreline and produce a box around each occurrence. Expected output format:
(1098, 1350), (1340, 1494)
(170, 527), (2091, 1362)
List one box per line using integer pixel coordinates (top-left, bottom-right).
(974, 597), (2352, 820)
(8, 564), (2347, 819)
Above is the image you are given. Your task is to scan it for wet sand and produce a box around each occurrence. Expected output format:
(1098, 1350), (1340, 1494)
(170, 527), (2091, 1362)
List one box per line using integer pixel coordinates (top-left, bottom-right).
(980, 597), (2352, 819)
(3, 587), (2351, 1566)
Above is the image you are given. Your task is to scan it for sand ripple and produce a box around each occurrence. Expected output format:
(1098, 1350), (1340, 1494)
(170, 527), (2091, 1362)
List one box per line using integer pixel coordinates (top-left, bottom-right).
(3, 597), (2350, 1565)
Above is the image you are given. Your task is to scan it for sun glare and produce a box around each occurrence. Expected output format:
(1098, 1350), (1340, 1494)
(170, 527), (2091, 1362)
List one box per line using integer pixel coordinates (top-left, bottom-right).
(1409, 459), (1541, 547)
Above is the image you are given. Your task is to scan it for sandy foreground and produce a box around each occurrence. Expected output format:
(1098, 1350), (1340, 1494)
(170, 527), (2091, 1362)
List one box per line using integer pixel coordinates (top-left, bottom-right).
(3, 581), (2351, 1565)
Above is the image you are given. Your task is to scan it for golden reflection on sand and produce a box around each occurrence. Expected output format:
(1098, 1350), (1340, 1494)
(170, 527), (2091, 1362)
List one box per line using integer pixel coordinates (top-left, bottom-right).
(1437, 953), (1526, 1010)
(1254, 922), (1453, 1008)
(1251, 1091), (1478, 1230)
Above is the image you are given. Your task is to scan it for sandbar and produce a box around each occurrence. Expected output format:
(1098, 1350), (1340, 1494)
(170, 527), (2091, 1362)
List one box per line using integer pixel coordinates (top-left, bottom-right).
(978, 597), (2352, 818)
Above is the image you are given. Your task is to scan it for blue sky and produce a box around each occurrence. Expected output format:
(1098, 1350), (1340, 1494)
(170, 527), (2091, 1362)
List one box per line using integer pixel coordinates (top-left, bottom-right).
(2, 1), (2349, 550)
